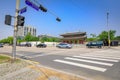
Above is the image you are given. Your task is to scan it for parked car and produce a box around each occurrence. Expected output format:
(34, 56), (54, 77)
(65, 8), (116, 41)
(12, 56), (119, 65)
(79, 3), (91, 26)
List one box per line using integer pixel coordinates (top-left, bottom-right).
(36, 43), (47, 48)
(0, 43), (3, 48)
(86, 41), (103, 48)
(20, 43), (31, 47)
(25, 43), (31, 47)
(56, 43), (72, 49)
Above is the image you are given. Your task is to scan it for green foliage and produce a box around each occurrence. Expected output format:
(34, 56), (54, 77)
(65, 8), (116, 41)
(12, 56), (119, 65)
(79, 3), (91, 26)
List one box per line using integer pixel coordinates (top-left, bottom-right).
(17, 36), (24, 44)
(40, 37), (60, 42)
(114, 36), (120, 40)
(24, 33), (39, 41)
(24, 33), (32, 41)
(98, 31), (108, 41)
(87, 34), (98, 42)
(0, 33), (39, 44)
(87, 38), (96, 42)
(0, 36), (13, 44)
(87, 30), (116, 42)
(98, 30), (116, 40)
(7, 37), (13, 44)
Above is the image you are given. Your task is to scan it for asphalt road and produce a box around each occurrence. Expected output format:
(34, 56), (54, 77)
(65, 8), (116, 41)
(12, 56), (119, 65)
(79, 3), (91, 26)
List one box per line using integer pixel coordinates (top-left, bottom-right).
(0, 46), (120, 80)
(30, 48), (120, 80)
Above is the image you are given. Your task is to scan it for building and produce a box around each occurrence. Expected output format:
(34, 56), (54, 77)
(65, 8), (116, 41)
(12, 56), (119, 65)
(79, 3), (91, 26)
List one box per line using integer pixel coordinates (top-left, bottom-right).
(17, 26), (36, 37)
(60, 32), (87, 44)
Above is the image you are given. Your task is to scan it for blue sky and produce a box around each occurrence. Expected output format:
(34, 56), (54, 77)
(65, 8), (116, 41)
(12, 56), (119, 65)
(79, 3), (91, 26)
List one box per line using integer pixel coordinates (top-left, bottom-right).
(0, 0), (120, 39)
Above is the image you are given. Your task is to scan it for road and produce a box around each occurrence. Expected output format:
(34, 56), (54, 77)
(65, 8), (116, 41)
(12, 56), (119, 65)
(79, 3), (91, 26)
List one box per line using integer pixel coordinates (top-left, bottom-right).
(0, 46), (120, 80)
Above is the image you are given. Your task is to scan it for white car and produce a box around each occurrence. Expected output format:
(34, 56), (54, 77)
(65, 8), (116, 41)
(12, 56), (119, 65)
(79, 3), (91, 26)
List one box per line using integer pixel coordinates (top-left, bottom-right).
(56, 43), (72, 49)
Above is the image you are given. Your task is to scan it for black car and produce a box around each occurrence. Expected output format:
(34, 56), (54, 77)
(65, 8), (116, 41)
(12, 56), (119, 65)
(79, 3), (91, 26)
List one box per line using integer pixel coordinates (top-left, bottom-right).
(0, 43), (3, 47)
(36, 43), (47, 48)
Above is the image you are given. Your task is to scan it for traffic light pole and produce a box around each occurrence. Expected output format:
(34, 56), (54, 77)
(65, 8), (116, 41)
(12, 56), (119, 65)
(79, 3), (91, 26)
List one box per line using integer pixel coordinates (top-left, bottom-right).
(107, 12), (110, 48)
(12, 0), (20, 60)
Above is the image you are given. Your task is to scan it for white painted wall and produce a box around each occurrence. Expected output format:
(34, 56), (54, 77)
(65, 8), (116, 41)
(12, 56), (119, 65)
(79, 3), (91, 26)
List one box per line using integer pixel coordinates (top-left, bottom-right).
(20, 41), (59, 47)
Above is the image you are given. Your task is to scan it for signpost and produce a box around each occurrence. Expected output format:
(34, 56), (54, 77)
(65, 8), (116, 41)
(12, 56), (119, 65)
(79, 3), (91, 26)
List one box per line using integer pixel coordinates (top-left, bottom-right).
(25, 0), (39, 11)
(12, 0), (20, 61)
(20, 7), (27, 14)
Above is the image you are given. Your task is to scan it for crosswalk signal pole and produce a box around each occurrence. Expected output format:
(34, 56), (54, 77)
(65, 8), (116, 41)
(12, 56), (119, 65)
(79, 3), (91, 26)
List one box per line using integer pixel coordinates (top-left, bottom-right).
(12, 0), (20, 61)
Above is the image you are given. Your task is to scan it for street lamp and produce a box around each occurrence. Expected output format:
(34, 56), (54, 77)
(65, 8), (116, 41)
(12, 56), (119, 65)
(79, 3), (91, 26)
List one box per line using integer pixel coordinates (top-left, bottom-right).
(107, 12), (110, 47)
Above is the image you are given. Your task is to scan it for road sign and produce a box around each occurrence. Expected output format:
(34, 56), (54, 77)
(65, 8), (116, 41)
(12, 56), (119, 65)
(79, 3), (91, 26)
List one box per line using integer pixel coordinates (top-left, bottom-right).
(20, 7), (27, 14)
(25, 0), (39, 11)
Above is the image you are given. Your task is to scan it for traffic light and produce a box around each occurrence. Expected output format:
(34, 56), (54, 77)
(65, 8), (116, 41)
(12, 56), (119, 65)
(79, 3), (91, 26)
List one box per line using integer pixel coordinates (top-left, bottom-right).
(17, 15), (25, 26)
(56, 17), (61, 22)
(39, 5), (47, 12)
(5, 15), (12, 25)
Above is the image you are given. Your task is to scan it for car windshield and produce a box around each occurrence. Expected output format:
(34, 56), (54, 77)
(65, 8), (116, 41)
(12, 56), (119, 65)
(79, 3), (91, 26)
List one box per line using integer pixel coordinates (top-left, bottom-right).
(59, 43), (68, 45)
(92, 42), (96, 44)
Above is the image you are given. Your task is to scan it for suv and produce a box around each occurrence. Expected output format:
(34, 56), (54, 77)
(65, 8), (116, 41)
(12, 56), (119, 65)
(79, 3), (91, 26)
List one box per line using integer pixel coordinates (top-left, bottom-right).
(86, 41), (103, 48)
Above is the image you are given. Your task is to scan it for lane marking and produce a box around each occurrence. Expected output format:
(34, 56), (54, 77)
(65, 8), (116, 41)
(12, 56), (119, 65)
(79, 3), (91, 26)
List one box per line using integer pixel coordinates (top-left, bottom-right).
(65, 57), (113, 66)
(54, 59), (107, 72)
(73, 56), (119, 62)
(79, 54), (120, 60)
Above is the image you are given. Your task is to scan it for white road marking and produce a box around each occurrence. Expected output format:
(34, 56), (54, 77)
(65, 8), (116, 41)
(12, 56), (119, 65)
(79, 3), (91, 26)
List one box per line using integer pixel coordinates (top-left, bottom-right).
(54, 59), (107, 72)
(79, 55), (120, 60)
(73, 56), (119, 62)
(65, 57), (113, 66)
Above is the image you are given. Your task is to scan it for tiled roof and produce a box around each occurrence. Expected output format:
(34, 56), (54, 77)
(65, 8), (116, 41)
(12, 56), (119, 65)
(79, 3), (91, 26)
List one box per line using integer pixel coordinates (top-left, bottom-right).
(60, 32), (86, 36)
(61, 36), (87, 40)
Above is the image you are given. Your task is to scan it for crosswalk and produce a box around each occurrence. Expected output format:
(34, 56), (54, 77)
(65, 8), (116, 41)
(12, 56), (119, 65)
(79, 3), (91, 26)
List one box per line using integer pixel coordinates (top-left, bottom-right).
(53, 50), (120, 72)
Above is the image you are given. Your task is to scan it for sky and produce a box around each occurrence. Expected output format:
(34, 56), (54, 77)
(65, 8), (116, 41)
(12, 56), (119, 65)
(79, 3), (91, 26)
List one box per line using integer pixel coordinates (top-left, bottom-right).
(0, 0), (120, 39)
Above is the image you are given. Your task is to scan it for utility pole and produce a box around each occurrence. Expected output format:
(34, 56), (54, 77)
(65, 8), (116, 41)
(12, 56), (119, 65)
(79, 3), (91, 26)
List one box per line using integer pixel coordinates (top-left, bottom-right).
(107, 12), (110, 48)
(12, 0), (20, 60)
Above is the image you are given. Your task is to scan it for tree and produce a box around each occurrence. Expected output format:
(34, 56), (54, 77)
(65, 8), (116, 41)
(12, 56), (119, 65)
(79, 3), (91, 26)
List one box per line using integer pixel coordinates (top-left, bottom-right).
(24, 33), (32, 41)
(98, 30), (116, 41)
(40, 37), (48, 43)
(39, 36), (60, 42)
(90, 34), (96, 38)
(32, 36), (39, 41)
(24, 33), (39, 42)
(87, 34), (98, 41)
(7, 37), (13, 44)
(114, 36), (120, 40)
(0, 37), (13, 44)
(87, 38), (96, 42)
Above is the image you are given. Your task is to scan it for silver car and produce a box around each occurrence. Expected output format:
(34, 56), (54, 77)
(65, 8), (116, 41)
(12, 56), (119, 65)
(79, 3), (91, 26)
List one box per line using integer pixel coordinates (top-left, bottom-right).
(56, 43), (72, 49)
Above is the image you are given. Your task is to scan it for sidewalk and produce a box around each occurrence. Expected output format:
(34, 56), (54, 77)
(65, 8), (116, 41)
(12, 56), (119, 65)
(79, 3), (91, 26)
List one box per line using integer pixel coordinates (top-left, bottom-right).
(0, 54), (86, 80)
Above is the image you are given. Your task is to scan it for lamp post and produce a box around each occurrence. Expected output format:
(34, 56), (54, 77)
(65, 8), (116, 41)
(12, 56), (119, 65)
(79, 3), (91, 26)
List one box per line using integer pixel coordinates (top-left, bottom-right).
(107, 12), (110, 47)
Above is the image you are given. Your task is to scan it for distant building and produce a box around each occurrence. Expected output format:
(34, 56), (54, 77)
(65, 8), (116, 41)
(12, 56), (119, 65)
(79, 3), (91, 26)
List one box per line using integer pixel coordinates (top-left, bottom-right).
(17, 26), (36, 37)
(60, 32), (87, 44)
